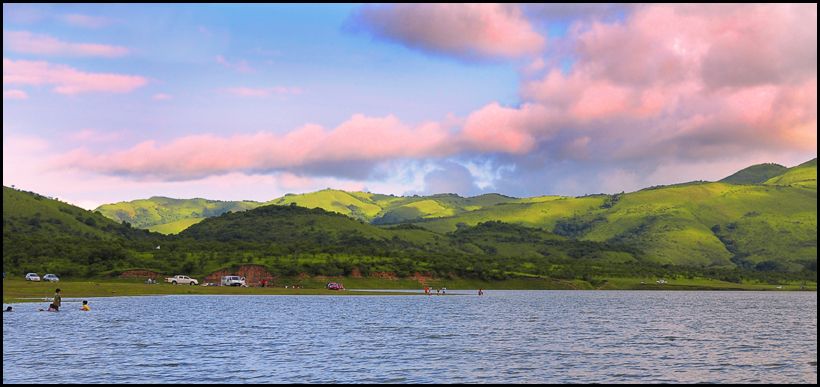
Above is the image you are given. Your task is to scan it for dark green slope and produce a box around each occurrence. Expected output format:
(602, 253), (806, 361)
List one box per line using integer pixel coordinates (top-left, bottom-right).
(175, 204), (643, 280)
(3, 187), (162, 276)
(720, 163), (787, 184)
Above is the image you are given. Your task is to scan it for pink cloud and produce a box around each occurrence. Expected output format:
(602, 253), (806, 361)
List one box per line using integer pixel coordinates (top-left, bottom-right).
(60, 13), (114, 29)
(462, 102), (548, 154)
(514, 4), (816, 162)
(572, 4), (816, 89)
(4, 31), (129, 57)
(152, 93), (172, 100)
(3, 89), (28, 100)
(3, 58), (147, 94)
(224, 86), (302, 97)
(351, 4), (545, 60)
(215, 55), (254, 73)
(54, 114), (456, 180)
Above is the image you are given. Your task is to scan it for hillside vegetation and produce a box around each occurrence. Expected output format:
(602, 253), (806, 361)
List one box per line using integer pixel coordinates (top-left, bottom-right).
(7, 158), (815, 285)
(3, 187), (162, 277)
(96, 197), (262, 233)
(720, 163), (787, 184)
(5, 189), (652, 282)
(764, 158), (817, 189)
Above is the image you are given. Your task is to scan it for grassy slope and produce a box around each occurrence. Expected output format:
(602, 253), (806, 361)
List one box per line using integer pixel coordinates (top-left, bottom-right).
(96, 197), (262, 230)
(588, 183), (815, 267)
(3, 187), (163, 277)
(267, 190), (383, 221)
(720, 163), (787, 184)
(147, 217), (207, 234)
(765, 158), (817, 189)
(406, 196), (608, 233)
(4, 187), (123, 240)
(4, 182), (815, 288)
(240, 165), (816, 270)
(409, 178), (816, 268)
(175, 204), (644, 281)
(265, 190), (525, 225)
(10, 158), (815, 279)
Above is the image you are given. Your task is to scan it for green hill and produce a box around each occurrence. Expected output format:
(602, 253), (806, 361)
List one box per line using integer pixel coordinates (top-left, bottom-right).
(407, 180), (816, 271)
(71, 157), (817, 280)
(96, 197), (262, 233)
(720, 163), (787, 184)
(3, 188), (652, 280)
(147, 217), (207, 234)
(3, 187), (162, 277)
(764, 158), (817, 189)
(266, 189), (383, 221)
(265, 189), (523, 225)
(4, 174), (816, 285)
(94, 190), (562, 233)
(174, 204), (643, 280)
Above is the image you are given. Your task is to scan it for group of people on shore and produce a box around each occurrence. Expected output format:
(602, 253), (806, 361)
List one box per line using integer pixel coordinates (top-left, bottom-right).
(423, 286), (447, 295)
(422, 287), (485, 296)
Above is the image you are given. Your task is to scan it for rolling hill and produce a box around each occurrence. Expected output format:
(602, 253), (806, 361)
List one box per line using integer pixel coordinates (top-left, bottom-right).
(3, 187), (162, 277)
(5, 187), (645, 281)
(764, 158), (817, 189)
(96, 197), (263, 234)
(408, 182), (815, 269)
(720, 163), (787, 184)
(77, 157), (816, 276)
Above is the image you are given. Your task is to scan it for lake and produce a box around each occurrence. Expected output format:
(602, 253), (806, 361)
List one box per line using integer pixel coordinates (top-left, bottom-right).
(3, 291), (817, 383)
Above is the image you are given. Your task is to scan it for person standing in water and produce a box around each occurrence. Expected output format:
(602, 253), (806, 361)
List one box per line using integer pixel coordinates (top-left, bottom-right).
(80, 300), (90, 311)
(48, 288), (62, 312)
(478, 288), (484, 296)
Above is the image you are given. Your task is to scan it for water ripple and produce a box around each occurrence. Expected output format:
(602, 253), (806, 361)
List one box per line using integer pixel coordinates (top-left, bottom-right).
(3, 291), (817, 383)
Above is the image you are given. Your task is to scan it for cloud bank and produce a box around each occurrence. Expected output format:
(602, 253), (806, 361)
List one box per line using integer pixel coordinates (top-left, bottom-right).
(44, 4), (818, 197)
(348, 4), (545, 61)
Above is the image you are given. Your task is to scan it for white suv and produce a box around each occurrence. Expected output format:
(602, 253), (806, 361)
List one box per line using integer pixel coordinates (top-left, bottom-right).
(221, 276), (247, 287)
(25, 273), (41, 281)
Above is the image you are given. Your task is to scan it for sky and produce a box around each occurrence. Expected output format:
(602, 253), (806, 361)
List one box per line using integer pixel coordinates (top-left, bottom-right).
(3, 3), (817, 209)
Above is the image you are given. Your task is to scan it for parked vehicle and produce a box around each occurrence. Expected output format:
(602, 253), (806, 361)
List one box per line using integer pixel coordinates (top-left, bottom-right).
(326, 282), (344, 290)
(221, 276), (247, 287)
(165, 275), (198, 285)
(42, 274), (60, 282)
(25, 273), (41, 282)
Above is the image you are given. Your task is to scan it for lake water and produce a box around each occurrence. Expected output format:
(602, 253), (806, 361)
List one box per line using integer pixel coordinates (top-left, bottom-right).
(3, 291), (817, 383)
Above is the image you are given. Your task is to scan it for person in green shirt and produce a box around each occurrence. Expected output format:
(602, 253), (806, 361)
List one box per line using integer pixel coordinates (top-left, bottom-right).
(48, 288), (61, 312)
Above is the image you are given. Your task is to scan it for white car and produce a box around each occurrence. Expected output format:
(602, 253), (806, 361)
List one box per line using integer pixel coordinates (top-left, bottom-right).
(165, 275), (198, 285)
(42, 274), (60, 282)
(25, 273), (41, 282)
(221, 276), (247, 287)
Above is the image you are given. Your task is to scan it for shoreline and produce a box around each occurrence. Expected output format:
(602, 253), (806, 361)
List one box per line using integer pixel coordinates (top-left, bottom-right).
(3, 277), (815, 304)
